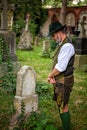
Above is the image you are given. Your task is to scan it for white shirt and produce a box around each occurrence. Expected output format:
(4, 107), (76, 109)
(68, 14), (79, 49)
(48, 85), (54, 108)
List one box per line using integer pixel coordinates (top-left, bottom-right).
(55, 43), (75, 72)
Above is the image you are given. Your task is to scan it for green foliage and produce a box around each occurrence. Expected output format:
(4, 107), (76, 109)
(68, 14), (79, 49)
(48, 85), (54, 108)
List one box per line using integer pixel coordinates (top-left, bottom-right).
(71, 35), (77, 44)
(0, 37), (16, 95)
(0, 37), (9, 62)
(16, 111), (58, 130)
(0, 43), (87, 129)
(12, 19), (25, 37)
(43, 0), (87, 7)
(50, 40), (57, 51)
(36, 81), (52, 99)
(0, 93), (14, 129)
(13, 101), (58, 130)
(0, 38), (4, 63)
(41, 51), (50, 58)
(14, 101), (26, 130)
(8, 0), (48, 37)
(29, 19), (37, 38)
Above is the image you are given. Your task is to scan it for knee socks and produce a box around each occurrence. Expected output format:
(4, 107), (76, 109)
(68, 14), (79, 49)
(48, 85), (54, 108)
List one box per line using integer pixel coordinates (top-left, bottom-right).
(60, 111), (70, 130)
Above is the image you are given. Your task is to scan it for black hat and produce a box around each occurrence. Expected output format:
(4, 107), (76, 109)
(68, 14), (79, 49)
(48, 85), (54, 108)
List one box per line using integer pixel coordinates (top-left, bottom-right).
(48, 21), (66, 36)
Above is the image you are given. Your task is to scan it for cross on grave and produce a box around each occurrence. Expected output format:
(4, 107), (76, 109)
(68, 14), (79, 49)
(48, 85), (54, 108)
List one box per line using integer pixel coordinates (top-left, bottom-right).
(0, 0), (17, 62)
(0, 0), (15, 30)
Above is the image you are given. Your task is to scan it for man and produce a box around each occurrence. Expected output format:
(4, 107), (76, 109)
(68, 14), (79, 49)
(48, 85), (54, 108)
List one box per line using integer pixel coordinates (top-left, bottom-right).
(47, 21), (75, 130)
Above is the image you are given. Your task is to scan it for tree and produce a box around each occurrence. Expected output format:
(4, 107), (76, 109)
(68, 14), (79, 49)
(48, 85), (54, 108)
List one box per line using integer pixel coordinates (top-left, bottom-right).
(7, 0), (86, 36)
(8, 0), (48, 36)
(59, 0), (67, 25)
(43, 0), (87, 25)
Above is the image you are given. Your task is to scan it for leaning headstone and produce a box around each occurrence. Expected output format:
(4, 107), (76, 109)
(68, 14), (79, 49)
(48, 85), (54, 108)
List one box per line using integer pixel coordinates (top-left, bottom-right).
(18, 31), (33, 50)
(18, 14), (33, 50)
(14, 65), (38, 115)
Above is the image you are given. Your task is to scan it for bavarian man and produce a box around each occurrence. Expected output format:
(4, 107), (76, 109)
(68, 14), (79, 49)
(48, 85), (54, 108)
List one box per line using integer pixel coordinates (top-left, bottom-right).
(47, 21), (75, 130)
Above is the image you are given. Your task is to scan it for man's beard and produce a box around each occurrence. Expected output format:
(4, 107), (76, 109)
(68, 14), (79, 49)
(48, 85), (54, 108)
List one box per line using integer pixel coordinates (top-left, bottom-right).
(56, 37), (61, 44)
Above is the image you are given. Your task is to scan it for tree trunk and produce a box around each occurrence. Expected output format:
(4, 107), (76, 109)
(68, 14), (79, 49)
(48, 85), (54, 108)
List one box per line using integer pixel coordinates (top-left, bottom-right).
(59, 0), (67, 25)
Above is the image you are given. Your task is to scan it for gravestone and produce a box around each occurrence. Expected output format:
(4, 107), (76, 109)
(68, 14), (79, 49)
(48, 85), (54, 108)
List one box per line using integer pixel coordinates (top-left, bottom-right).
(0, 0), (17, 61)
(41, 40), (50, 58)
(74, 11), (87, 71)
(40, 17), (51, 37)
(18, 14), (33, 50)
(0, 0), (21, 77)
(43, 40), (50, 52)
(34, 36), (39, 46)
(14, 65), (38, 115)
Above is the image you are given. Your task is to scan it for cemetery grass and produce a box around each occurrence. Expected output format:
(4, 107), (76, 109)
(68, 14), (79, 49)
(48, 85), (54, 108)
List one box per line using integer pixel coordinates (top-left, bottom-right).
(0, 45), (87, 130)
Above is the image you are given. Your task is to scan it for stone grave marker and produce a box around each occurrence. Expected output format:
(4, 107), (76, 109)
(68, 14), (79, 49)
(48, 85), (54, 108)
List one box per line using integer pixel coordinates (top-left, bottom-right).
(0, 0), (17, 61)
(34, 36), (39, 46)
(0, 0), (21, 77)
(74, 11), (87, 71)
(43, 40), (49, 52)
(14, 65), (38, 115)
(18, 14), (33, 50)
(41, 40), (50, 58)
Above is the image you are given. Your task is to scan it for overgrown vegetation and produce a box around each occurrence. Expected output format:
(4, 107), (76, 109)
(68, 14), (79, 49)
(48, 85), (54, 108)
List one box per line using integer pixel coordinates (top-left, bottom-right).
(0, 39), (87, 129)
(0, 37), (16, 129)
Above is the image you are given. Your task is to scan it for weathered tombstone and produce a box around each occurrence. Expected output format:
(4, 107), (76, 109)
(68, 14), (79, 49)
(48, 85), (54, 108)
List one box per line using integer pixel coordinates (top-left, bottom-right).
(14, 65), (38, 115)
(0, 0), (21, 77)
(18, 14), (33, 50)
(41, 40), (50, 58)
(43, 40), (49, 52)
(40, 17), (51, 37)
(0, 0), (17, 61)
(34, 36), (39, 46)
(74, 11), (87, 71)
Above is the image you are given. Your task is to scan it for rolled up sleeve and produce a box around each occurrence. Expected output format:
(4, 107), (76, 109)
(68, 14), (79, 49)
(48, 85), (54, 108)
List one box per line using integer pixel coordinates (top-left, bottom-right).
(55, 43), (75, 72)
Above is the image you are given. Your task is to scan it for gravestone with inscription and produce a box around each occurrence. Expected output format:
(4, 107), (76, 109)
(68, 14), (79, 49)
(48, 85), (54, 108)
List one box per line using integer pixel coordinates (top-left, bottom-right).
(14, 65), (38, 115)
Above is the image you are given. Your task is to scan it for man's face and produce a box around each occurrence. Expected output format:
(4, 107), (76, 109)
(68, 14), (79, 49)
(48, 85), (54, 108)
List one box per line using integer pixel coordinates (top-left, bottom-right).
(51, 31), (61, 43)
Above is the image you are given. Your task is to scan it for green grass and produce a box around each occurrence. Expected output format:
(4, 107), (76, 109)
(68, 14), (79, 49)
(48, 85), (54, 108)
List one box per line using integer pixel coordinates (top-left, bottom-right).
(0, 44), (87, 130)
(16, 45), (52, 81)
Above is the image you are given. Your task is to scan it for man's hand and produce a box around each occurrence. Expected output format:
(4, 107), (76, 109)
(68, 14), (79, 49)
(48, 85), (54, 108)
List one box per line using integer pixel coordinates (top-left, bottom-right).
(48, 77), (56, 84)
(48, 68), (60, 84)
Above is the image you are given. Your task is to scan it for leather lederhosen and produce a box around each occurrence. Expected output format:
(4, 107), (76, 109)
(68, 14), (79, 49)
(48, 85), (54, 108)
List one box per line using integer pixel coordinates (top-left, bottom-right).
(51, 37), (75, 107)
